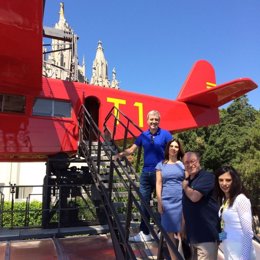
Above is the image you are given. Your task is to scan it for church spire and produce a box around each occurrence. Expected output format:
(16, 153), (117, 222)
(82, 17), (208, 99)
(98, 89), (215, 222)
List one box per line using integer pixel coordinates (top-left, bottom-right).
(59, 2), (66, 24)
(111, 67), (119, 89)
(90, 41), (110, 87)
(82, 56), (86, 78)
(43, 2), (86, 83)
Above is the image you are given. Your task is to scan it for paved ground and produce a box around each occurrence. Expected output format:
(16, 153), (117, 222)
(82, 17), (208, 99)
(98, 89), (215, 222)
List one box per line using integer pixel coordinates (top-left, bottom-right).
(0, 233), (259, 259)
(0, 235), (115, 260)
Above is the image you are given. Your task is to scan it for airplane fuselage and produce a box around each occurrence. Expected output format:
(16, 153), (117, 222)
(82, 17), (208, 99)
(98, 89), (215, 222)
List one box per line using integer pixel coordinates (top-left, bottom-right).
(0, 76), (221, 161)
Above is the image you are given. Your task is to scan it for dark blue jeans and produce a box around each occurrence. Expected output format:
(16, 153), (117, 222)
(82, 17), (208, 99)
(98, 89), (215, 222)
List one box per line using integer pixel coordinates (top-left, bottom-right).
(139, 171), (156, 235)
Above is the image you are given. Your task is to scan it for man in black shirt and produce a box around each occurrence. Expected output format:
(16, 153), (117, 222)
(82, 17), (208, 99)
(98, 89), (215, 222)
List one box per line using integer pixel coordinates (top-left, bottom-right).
(182, 152), (219, 260)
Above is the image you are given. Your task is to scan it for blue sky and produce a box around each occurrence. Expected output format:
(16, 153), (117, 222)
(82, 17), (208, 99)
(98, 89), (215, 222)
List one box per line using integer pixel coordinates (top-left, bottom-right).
(44, 0), (260, 109)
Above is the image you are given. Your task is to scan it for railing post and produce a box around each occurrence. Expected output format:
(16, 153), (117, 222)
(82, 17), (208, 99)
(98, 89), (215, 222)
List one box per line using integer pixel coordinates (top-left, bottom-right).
(97, 134), (101, 176)
(25, 196), (30, 227)
(10, 183), (16, 229)
(58, 184), (61, 229)
(125, 184), (133, 241)
(157, 233), (165, 260)
(0, 192), (4, 227)
(108, 157), (114, 202)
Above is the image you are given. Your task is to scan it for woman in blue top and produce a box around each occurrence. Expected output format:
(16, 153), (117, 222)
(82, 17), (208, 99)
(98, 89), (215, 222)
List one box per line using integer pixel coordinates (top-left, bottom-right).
(156, 139), (185, 260)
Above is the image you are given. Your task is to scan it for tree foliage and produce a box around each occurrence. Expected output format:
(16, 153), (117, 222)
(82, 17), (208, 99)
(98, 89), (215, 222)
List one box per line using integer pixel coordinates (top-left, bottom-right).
(176, 96), (260, 210)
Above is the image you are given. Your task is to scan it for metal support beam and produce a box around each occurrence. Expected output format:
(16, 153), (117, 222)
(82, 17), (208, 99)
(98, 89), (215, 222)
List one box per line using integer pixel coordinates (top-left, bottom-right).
(43, 26), (78, 42)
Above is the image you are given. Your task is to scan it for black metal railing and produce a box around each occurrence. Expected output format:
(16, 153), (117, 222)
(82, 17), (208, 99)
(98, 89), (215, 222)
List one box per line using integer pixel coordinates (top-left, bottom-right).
(0, 183), (98, 231)
(77, 105), (184, 260)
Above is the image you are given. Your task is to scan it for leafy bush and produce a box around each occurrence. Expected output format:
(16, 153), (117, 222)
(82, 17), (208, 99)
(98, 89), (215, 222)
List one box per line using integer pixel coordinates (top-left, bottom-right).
(1, 201), (42, 227)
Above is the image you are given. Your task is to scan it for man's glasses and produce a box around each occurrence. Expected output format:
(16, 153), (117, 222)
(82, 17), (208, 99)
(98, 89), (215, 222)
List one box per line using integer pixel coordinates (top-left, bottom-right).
(183, 159), (198, 167)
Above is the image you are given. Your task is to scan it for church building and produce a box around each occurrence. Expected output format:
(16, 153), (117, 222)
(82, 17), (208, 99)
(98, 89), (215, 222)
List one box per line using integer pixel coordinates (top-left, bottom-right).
(0, 2), (120, 201)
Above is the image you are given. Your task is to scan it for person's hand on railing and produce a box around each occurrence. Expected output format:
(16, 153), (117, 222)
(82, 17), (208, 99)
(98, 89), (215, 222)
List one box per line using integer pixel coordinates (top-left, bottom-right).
(113, 145), (137, 161)
(112, 152), (124, 161)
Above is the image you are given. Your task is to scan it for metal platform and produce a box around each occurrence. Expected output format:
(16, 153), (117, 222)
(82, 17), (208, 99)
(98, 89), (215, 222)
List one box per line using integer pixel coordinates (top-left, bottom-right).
(0, 232), (259, 259)
(0, 234), (115, 260)
(0, 225), (109, 241)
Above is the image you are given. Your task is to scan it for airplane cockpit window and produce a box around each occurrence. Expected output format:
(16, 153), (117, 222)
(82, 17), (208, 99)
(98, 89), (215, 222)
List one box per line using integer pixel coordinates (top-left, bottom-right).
(33, 99), (52, 116)
(0, 94), (25, 113)
(54, 100), (71, 117)
(33, 98), (71, 118)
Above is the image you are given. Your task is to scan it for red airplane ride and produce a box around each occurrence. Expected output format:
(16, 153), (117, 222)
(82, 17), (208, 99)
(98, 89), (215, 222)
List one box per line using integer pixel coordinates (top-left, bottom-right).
(0, 0), (257, 162)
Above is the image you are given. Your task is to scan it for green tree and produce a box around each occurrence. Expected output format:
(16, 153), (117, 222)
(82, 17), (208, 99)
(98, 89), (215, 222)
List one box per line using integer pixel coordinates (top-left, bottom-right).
(177, 96), (259, 211)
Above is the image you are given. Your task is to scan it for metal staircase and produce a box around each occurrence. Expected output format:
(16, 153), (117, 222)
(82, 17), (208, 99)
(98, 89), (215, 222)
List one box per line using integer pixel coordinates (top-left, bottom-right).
(77, 105), (183, 260)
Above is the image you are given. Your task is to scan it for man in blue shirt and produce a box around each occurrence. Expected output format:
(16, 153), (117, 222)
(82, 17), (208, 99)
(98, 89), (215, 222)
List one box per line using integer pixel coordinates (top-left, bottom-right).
(116, 110), (172, 242)
(182, 151), (219, 260)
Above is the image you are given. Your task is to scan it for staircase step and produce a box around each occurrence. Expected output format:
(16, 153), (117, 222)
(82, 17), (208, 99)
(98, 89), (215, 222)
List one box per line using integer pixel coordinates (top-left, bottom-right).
(111, 191), (138, 198)
(91, 155), (110, 161)
(98, 173), (137, 182)
(117, 212), (141, 221)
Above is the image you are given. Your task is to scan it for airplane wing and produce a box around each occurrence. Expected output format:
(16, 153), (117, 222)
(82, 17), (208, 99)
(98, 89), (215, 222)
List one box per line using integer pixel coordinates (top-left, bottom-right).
(0, 0), (43, 92)
(177, 60), (257, 108)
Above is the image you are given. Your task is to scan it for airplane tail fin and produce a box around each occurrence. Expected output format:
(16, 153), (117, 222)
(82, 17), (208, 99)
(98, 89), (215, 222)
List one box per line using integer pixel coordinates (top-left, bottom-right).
(177, 60), (257, 108)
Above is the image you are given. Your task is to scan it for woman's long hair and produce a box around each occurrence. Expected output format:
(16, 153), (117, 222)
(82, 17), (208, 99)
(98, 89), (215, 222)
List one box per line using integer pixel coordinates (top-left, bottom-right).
(214, 165), (247, 207)
(163, 139), (184, 163)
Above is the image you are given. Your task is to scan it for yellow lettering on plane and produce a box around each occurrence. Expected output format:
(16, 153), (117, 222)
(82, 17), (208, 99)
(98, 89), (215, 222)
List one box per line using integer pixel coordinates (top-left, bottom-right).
(206, 82), (217, 89)
(134, 102), (144, 127)
(107, 97), (126, 124)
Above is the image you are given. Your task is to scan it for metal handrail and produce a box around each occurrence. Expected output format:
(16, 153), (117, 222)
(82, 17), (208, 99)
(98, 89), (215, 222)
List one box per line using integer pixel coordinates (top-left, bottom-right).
(0, 183), (96, 230)
(77, 105), (183, 259)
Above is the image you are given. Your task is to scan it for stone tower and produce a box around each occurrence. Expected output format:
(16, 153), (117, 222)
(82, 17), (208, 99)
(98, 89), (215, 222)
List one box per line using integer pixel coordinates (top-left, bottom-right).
(43, 2), (86, 82)
(42, 2), (119, 89)
(90, 41), (119, 89)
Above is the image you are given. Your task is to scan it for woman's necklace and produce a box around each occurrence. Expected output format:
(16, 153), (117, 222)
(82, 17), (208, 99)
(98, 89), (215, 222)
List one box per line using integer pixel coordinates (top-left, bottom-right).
(219, 198), (230, 230)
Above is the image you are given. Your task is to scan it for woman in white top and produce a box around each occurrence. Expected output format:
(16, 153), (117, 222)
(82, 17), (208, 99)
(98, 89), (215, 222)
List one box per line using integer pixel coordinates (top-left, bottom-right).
(215, 166), (256, 260)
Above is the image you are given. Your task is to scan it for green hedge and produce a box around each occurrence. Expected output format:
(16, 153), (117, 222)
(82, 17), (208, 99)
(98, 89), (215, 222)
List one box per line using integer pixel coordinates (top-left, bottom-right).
(1, 201), (42, 227)
(0, 198), (97, 228)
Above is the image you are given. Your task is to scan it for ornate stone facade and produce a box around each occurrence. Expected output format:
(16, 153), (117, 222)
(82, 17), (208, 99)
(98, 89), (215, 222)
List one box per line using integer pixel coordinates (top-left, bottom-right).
(43, 3), (86, 82)
(0, 2), (120, 198)
(43, 2), (119, 89)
